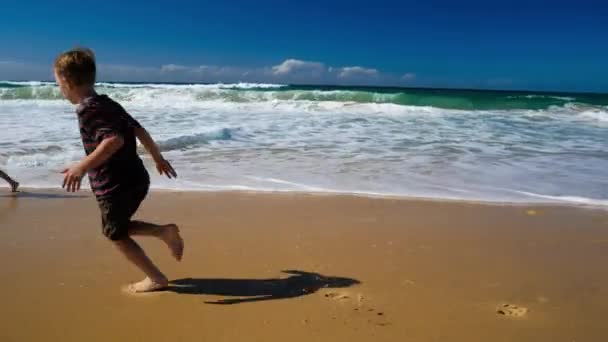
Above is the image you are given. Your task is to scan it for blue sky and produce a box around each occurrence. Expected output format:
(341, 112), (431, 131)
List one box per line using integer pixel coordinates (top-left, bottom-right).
(1, 0), (606, 91)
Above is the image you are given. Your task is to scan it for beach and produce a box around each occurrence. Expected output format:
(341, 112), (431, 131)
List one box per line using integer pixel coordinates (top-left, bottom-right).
(1, 189), (607, 341)
(2, 1), (607, 340)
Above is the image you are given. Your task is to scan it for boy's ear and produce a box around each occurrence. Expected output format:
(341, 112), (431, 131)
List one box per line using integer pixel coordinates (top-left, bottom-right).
(54, 73), (71, 90)
(63, 79), (77, 92)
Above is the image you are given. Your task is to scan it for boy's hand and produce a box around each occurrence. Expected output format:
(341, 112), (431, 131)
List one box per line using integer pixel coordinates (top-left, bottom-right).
(61, 165), (85, 192)
(156, 158), (177, 179)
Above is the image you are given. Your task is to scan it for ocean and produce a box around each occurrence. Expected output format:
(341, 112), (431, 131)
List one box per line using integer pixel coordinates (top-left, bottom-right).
(1, 81), (607, 206)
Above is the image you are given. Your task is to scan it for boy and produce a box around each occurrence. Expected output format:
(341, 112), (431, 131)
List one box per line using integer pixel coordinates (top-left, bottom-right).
(54, 48), (184, 293)
(0, 169), (19, 192)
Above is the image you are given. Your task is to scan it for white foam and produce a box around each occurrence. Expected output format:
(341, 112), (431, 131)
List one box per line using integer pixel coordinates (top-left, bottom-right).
(217, 82), (287, 89)
(244, 176), (326, 191)
(94, 82), (286, 89)
(0, 81), (55, 86)
(577, 108), (608, 123)
(505, 94), (576, 101)
(511, 191), (608, 207)
(1, 83), (606, 207)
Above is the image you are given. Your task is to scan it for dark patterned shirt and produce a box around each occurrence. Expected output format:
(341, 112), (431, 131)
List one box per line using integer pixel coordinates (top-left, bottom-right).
(76, 94), (149, 198)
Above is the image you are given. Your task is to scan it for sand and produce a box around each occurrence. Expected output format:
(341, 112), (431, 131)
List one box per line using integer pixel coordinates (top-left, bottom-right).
(1, 189), (607, 341)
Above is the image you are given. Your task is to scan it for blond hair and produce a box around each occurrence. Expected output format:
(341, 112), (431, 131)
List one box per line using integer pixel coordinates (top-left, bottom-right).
(54, 47), (96, 87)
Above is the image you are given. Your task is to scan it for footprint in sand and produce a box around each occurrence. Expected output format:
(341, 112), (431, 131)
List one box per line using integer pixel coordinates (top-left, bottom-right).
(324, 291), (351, 300)
(497, 304), (528, 317)
(324, 291), (367, 305)
(325, 292), (390, 327)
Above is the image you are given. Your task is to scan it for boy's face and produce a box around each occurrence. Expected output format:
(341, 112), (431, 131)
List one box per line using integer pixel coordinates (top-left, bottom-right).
(54, 70), (78, 104)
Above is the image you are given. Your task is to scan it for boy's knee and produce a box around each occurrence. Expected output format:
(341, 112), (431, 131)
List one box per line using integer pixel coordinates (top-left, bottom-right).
(102, 221), (131, 241)
(110, 237), (134, 251)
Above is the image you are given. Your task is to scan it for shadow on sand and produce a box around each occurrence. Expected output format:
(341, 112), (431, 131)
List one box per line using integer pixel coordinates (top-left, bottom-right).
(169, 270), (360, 305)
(0, 191), (87, 199)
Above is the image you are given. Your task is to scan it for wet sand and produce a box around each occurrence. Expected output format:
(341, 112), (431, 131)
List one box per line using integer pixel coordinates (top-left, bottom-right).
(1, 190), (607, 341)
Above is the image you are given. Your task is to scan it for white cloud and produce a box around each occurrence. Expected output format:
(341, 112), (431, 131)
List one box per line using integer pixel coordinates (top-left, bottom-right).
(159, 64), (243, 78)
(338, 66), (379, 79)
(160, 64), (190, 73)
(102, 64), (157, 73)
(271, 59), (325, 76)
(98, 64), (162, 82)
(1, 58), (404, 86)
(401, 73), (416, 81)
(192, 65), (211, 73)
(0, 60), (52, 80)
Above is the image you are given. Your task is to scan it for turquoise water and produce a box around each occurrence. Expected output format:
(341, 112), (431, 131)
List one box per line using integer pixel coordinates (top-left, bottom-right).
(1, 81), (607, 206)
(2, 81), (608, 110)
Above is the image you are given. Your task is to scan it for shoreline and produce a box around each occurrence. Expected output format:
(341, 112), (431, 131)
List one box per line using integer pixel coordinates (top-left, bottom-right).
(5, 186), (608, 210)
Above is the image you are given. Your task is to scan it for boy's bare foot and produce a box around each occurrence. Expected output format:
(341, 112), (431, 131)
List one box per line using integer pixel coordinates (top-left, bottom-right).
(10, 181), (19, 192)
(127, 276), (168, 293)
(161, 224), (184, 261)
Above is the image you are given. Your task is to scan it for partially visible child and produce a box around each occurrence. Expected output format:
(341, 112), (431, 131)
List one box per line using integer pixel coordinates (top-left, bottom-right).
(0, 169), (19, 192)
(54, 47), (184, 292)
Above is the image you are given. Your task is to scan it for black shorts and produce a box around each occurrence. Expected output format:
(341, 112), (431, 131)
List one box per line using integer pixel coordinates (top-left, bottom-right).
(97, 183), (149, 240)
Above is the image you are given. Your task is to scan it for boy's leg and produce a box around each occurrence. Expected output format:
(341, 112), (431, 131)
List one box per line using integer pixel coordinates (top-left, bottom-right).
(0, 170), (18, 192)
(113, 237), (168, 292)
(101, 184), (182, 292)
(0, 169), (9, 182)
(99, 190), (176, 292)
(128, 220), (184, 261)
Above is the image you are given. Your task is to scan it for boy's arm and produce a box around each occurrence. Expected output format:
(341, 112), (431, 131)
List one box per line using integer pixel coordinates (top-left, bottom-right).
(62, 136), (124, 192)
(135, 127), (177, 179)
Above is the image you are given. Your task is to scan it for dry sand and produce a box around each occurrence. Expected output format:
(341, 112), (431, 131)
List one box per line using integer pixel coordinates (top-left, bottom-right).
(1, 190), (607, 341)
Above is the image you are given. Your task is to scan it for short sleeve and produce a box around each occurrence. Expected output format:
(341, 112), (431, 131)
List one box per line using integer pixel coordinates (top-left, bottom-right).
(77, 96), (140, 142)
(122, 112), (142, 129)
(90, 115), (123, 142)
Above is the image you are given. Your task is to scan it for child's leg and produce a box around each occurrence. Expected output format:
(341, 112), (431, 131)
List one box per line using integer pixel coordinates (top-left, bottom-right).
(128, 220), (184, 261)
(113, 237), (168, 292)
(100, 184), (183, 293)
(0, 170), (18, 192)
